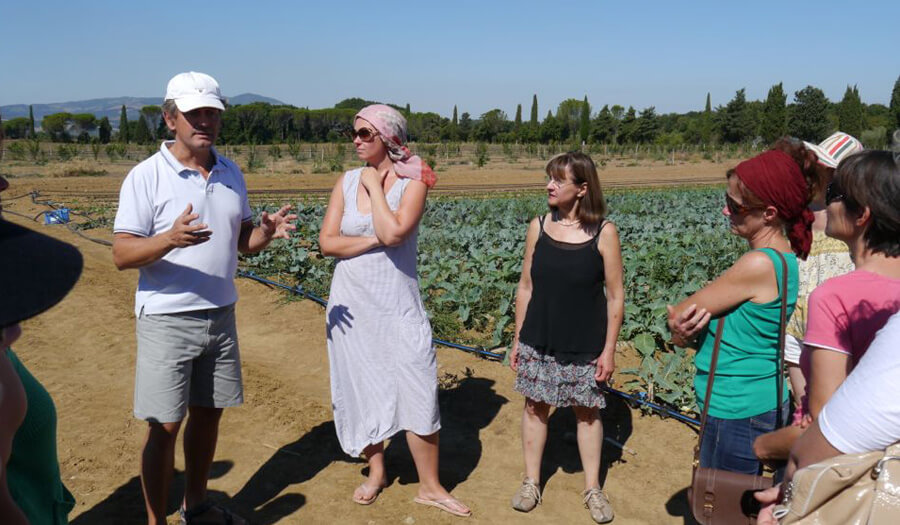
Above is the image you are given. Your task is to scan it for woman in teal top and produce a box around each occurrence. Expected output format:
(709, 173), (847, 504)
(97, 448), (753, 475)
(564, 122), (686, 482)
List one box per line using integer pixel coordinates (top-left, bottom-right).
(0, 173), (83, 524)
(668, 147), (819, 475)
(5, 348), (76, 524)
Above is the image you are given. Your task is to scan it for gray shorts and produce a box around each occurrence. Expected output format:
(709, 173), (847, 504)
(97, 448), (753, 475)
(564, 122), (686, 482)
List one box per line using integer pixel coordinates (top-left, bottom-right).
(134, 304), (243, 423)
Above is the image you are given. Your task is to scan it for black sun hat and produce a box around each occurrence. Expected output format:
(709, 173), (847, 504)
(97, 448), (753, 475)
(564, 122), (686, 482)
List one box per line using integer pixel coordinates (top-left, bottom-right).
(0, 218), (83, 328)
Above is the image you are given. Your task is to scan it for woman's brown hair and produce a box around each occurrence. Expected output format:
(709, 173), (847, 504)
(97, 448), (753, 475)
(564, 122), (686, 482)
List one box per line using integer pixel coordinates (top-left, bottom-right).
(771, 136), (830, 203)
(545, 152), (608, 225)
(833, 150), (900, 257)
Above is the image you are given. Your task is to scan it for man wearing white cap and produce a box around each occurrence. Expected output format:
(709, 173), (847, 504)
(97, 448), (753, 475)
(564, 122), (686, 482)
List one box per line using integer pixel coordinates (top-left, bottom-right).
(113, 71), (295, 524)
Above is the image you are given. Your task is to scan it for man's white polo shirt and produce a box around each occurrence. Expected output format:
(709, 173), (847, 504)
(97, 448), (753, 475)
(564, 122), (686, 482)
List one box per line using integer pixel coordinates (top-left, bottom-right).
(114, 141), (253, 316)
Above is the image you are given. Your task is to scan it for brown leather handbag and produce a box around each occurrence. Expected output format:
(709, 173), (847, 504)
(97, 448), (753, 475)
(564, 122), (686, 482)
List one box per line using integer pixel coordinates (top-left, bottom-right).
(688, 251), (790, 525)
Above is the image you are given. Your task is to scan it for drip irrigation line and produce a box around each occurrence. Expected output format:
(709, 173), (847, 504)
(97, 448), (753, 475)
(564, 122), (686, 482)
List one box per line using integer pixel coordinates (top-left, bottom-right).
(1, 191), (39, 201)
(236, 271), (506, 360)
(2, 193), (113, 247)
(237, 271), (701, 426)
(602, 387), (699, 427)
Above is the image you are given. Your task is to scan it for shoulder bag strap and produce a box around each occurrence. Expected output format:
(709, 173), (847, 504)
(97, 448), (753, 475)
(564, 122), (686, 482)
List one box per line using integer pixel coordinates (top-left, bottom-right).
(773, 250), (789, 430)
(693, 317), (726, 466)
(693, 251), (790, 465)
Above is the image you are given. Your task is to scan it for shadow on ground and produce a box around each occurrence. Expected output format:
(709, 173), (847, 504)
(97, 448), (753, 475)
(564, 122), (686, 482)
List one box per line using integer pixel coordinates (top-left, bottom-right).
(381, 375), (508, 491)
(231, 420), (357, 523)
(539, 392), (634, 490)
(72, 461), (239, 525)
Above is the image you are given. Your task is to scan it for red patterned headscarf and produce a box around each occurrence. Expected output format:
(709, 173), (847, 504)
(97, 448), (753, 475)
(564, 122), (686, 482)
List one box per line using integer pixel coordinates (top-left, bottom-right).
(354, 104), (437, 188)
(733, 150), (814, 259)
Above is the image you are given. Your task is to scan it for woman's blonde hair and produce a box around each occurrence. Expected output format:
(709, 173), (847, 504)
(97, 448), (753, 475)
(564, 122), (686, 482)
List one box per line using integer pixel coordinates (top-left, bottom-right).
(545, 152), (608, 225)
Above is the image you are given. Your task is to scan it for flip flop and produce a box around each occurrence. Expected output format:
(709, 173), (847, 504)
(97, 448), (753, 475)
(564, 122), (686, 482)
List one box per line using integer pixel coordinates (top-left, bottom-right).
(352, 483), (384, 505)
(414, 496), (472, 517)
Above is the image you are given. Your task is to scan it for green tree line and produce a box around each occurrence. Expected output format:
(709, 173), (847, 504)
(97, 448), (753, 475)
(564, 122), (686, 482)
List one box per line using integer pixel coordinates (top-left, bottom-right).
(5, 77), (900, 148)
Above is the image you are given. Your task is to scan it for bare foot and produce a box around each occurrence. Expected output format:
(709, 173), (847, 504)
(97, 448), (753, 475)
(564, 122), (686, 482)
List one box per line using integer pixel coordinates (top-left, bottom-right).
(352, 478), (386, 505)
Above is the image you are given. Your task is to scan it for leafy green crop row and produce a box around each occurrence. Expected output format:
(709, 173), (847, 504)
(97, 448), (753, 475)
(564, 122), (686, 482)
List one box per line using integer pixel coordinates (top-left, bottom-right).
(241, 187), (743, 411)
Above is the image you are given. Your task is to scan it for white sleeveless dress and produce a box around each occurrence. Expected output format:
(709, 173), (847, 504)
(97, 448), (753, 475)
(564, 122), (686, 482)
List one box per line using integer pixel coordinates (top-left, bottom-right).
(325, 168), (440, 457)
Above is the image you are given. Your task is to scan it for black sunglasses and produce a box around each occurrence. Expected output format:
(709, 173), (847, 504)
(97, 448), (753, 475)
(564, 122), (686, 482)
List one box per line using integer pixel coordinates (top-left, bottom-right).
(825, 181), (845, 205)
(725, 193), (762, 215)
(347, 128), (379, 142)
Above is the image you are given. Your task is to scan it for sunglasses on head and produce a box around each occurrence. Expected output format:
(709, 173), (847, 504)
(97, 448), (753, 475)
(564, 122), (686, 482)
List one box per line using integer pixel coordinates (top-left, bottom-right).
(725, 193), (762, 215)
(348, 127), (379, 142)
(825, 181), (845, 205)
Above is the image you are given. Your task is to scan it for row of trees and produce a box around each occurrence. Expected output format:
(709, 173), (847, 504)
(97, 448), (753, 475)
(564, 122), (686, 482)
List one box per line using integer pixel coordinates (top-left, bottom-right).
(4, 77), (900, 148)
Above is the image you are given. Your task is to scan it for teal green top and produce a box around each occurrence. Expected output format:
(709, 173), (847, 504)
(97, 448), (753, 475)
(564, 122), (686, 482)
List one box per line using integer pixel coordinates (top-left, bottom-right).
(694, 248), (798, 419)
(5, 348), (75, 525)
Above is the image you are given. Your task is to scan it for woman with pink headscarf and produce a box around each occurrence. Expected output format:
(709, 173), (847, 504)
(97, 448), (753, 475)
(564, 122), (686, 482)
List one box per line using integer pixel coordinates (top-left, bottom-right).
(319, 105), (470, 517)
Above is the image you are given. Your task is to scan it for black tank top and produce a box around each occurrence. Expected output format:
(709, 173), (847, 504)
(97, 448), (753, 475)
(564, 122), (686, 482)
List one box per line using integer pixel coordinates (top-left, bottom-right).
(519, 215), (609, 361)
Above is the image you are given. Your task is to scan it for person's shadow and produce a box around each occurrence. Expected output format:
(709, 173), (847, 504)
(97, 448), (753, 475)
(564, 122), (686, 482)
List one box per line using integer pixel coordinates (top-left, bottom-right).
(230, 420), (356, 523)
(72, 461), (251, 524)
(381, 375), (508, 491)
(539, 392), (633, 490)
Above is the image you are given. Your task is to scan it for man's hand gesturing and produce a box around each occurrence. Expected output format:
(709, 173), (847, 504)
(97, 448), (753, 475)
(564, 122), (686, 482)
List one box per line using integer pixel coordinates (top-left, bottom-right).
(260, 204), (298, 240)
(167, 203), (212, 248)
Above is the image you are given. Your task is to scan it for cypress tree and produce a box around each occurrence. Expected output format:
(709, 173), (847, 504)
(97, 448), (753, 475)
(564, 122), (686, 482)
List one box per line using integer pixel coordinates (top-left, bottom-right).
(133, 115), (152, 144)
(98, 117), (112, 144)
(719, 89), (753, 143)
(634, 106), (659, 143)
(760, 82), (788, 144)
(838, 85), (865, 138)
(788, 86), (830, 143)
(514, 104), (522, 129)
(618, 106), (637, 144)
(405, 103), (411, 115)
(591, 104), (614, 143)
(452, 105), (458, 126)
(700, 93), (713, 144)
(119, 105), (129, 143)
(579, 96), (591, 143)
(28, 105), (35, 138)
(530, 94), (538, 125)
(890, 75), (900, 131)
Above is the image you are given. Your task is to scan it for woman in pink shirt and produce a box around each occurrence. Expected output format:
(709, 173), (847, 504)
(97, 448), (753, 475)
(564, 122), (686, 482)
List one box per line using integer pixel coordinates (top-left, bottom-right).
(802, 150), (900, 418)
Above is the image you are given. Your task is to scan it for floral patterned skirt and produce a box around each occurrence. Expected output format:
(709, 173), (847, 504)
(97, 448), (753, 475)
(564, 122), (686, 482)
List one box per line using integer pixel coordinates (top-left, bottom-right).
(514, 342), (606, 408)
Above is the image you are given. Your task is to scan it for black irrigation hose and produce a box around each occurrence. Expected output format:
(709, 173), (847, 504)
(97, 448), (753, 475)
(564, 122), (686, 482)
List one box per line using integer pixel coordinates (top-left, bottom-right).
(3, 192), (114, 247)
(602, 388), (699, 427)
(237, 271), (701, 426)
(1, 191), (39, 201)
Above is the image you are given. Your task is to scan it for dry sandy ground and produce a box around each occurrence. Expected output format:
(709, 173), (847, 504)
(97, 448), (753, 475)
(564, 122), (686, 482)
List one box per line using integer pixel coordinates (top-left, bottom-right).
(2, 164), (706, 524)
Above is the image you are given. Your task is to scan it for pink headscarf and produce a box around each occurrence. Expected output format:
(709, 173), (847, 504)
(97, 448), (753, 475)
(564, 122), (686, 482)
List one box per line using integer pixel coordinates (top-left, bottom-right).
(354, 104), (437, 188)
(733, 150), (815, 259)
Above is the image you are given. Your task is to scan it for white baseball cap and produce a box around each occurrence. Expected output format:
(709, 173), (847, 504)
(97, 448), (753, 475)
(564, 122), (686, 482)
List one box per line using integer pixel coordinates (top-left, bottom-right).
(803, 132), (863, 169)
(165, 71), (225, 112)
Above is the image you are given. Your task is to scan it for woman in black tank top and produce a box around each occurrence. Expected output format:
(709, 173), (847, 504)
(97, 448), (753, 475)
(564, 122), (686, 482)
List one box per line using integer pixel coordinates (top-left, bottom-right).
(508, 152), (624, 524)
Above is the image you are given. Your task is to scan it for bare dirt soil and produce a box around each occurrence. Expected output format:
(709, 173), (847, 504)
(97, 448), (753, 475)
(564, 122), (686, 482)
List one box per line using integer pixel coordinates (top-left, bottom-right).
(2, 161), (712, 524)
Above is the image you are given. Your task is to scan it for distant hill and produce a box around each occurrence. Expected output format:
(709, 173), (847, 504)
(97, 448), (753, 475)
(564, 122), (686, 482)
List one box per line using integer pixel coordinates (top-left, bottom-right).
(1, 93), (285, 128)
(229, 93), (284, 106)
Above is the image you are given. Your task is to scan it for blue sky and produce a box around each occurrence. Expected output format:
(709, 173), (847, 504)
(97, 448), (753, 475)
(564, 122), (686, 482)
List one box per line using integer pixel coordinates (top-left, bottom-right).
(2, 1), (898, 117)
